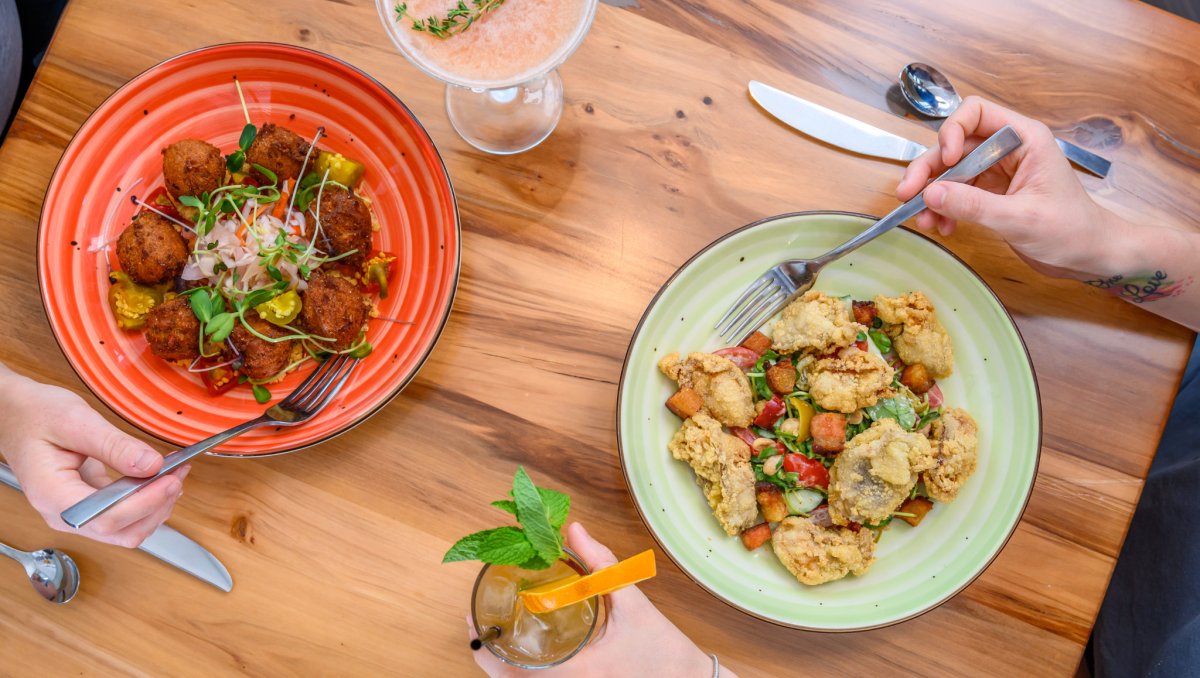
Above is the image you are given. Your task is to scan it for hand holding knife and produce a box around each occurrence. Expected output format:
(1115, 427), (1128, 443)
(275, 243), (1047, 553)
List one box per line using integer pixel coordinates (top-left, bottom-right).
(0, 461), (232, 592)
(747, 80), (1109, 177)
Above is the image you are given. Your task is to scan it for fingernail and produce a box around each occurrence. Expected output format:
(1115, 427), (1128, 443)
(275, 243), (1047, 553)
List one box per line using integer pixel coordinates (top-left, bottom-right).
(179, 465), (192, 481)
(134, 448), (159, 471)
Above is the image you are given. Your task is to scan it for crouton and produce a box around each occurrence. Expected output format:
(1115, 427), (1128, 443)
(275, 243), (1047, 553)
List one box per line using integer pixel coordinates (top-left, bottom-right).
(852, 300), (878, 326)
(811, 412), (847, 455)
(755, 481), (789, 523)
(900, 363), (934, 395)
(740, 523), (772, 550)
(666, 387), (704, 419)
(897, 497), (935, 526)
(739, 331), (772, 355)
(766, 359), (797, 394)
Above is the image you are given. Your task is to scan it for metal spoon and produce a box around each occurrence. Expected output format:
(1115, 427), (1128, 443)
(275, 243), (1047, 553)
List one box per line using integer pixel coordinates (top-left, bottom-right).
(899, 62), (1110, 178)
(0, 539), (80, 603)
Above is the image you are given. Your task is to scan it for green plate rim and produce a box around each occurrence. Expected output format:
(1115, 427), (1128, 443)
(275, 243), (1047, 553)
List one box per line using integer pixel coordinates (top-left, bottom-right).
(615, 210), (1043, 632)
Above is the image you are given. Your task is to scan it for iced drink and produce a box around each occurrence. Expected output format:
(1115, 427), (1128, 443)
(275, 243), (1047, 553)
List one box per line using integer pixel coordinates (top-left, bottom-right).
(472, 553), (600, 668)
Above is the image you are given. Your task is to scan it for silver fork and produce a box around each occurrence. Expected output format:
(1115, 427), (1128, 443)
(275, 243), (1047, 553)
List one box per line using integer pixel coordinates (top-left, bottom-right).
(715, 125), (1023, 343)
(61, 354), (359, 529)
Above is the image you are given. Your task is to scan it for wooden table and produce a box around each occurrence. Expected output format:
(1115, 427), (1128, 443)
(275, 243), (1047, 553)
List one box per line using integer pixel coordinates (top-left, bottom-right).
(2, 0), (1197, 675)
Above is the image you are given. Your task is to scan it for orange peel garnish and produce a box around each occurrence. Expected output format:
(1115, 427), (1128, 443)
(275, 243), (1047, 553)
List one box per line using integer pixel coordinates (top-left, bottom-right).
(519, 550), (656, 614)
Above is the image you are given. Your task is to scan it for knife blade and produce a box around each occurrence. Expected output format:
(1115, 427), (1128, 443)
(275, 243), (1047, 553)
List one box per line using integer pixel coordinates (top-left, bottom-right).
(749, 80), (928, 162)
(0, 462), (232, 592)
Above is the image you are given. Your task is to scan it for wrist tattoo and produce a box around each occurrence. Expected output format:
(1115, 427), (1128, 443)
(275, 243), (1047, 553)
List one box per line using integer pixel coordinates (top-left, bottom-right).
(1084, 270), (1192, 303)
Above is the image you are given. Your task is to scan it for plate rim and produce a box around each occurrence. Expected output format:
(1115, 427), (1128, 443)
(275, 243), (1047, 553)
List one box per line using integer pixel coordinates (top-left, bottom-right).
(35, 41), (462, 459)
(614, 210), (1043, 631)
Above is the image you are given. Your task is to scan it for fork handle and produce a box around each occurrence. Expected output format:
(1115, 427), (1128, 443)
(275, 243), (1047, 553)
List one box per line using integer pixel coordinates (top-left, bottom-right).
(814, 125), (1023, 267)
(60, 416), (269, 529)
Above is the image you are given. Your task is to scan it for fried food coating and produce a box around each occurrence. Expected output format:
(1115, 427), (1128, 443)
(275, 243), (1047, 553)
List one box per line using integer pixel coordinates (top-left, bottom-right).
(300, 269), (369, 350)
(658, 352), (755, 427)
(874, 291), (954, 379)
(827, 419), (935, 525)
(230, 311), (295, 381)
(771, 516), (875, 585)
(923, 407), (979, 503)
(245, 123), (311, 182)
(771, 291), (861, 355)
(116, 211), (189, 285)
(666, 413), (758, 536)
(314, 185), (372, 266)
(807, 349), (895, 413)
(144, 296), (200, 361)
(162, 139), (224, 200)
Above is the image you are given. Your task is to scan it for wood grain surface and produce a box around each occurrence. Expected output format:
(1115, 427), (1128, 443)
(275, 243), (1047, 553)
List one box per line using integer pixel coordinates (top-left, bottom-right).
(1, 0), (1197, 675)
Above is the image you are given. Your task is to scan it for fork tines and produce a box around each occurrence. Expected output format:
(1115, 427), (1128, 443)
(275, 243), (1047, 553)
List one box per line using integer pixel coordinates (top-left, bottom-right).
(714, 271), (787, 343)
(279, 354), (358, 415)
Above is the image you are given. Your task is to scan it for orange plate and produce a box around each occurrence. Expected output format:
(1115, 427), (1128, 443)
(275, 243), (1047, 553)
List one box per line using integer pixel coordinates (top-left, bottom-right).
(37, 43), (460, 456)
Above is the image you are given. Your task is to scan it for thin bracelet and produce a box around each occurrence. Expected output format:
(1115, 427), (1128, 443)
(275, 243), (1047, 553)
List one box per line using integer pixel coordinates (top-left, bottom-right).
(710, 653), (720, 678)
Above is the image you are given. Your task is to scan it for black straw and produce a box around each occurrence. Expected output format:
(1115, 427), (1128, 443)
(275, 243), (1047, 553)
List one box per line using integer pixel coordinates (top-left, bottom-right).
(471, 626), (501, 651)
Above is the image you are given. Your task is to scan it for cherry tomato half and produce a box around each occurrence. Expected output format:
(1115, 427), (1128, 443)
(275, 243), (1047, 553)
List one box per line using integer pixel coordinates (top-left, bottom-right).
(783, 454), (830, 489)
(729, 427), (758, 449)
(713, 347), (759, 370)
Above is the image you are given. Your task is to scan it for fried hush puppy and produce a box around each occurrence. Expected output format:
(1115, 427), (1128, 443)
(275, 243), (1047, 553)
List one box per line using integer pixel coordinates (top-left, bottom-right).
(923, 407), (980, 503)
(806, 349), (895, 413)
(666, 413), (758, 536)
(771, 516), (876, 585)
(245, 123), (311, 182)
(658, 351), (755, 427)
(144, 296), (200, 361)
(299, 269), (369, 350)
(771, 290), (862, 355)
(827, 418), (935, 526)
(162, 139), (224, 200)
(115, 211), (189, 285)
(314, 185), (372, 266)
(874, 291), (954, 379)
(228, 311), (296, 381)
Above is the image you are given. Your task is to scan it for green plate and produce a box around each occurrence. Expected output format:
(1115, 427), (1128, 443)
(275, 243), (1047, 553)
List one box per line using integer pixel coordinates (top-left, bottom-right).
(616, 212), (1041, 631)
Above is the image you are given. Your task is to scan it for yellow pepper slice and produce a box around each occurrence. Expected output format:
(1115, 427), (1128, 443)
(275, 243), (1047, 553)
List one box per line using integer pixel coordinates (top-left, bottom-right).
(255, 290), (302, 326)
(315, 151), (365, 187)
(108, 271), (167, 330)
(786, 397), (815, 441)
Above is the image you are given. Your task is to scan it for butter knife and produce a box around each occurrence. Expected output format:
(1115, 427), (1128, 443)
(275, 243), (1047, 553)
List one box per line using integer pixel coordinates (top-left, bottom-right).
(0, 462), (232, 592)
(749, 80), (1109, 176)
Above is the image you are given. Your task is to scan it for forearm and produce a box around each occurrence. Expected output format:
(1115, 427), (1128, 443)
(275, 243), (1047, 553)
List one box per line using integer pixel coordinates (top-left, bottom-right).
(1062, 210), (1200, 331)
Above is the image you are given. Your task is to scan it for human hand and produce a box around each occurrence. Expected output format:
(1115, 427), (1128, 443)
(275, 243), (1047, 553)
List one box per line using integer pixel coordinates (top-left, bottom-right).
(0, 365), (188, 548)
(469, 522), (730, 678)
(896, 96), (1123, 279)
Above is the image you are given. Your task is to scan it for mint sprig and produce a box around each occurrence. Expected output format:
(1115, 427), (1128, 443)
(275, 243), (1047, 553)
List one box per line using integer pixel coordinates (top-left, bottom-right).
(443, 467), (569, 570)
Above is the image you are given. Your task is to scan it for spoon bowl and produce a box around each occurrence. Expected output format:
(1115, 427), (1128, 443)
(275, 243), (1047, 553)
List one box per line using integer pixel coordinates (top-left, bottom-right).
(0, 541), (80, 604)
(900, 63), (963, 118)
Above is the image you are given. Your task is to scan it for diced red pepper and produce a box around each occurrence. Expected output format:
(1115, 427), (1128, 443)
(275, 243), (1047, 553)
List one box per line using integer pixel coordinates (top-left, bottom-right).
(783, 454), (830, 489)
(729, 427), (758, 449)
(143, 186), (183, 223)
(855, 338), (868, 351)
(713, 347), (759, 370)
(753, 395), (787, 428)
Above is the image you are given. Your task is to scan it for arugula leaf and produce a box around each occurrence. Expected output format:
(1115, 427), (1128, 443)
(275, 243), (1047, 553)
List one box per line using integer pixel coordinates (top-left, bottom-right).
(868, 329), (892, 353)
(442, 526), (535, 565)
(491, 499), (517, 516)
(512, 467), (562, 564)
(864, 397), (918, 430)
(915, 409), (942, 431)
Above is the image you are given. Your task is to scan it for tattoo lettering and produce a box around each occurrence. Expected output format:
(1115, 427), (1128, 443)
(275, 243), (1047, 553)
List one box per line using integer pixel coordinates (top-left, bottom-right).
(1084, 270), (1193, 303)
